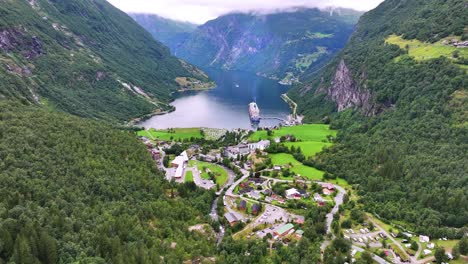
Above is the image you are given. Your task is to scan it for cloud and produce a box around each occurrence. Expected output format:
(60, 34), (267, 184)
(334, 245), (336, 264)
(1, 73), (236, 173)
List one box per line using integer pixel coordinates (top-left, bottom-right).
(107, 0), (384, 24)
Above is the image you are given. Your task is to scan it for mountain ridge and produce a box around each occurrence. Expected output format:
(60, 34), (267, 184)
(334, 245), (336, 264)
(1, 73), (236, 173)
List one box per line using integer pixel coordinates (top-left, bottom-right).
(133, 8), (363, 84)
(0, 0), (210, 122)
(289, 0), (468, 236)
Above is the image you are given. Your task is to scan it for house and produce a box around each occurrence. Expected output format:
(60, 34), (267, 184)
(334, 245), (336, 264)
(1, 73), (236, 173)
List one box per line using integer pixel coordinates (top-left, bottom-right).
(314, 193), (324, 202)
(321, 183), (335, 190)
(273, 166), (282, 171)
(286, 188), (307, 199)
(238, 200), (247, 210)
(274, 137), (281, 143)
(322, 188), (333, 196)
(286, 188), (302, 199)
(427, 243), (435, 249)
(248, 140), (270, 151)
(239, 186), (254, 195)
(274, 223), (294, 237)
(294, 216), (305, 225)
(151, 149), (161, 160)
(249, 177), (266, 186)
(224, 213), (238, 226)
(295, 230), (304, 239)
(252, 204), (260, 215)
(298, 189), (308, 198)
(419, 235), (430, 243)
(248, 190), (261, 200)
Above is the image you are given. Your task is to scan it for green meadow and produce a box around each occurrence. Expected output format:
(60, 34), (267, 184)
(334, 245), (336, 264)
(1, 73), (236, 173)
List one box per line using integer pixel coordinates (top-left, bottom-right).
(385, 35), (467, 68)
(138, 128), (203, 141)
(189, 160), (228, 186)
(284, 141), (333, 158)
(270, 153), (324, 180)
(249, 124), (336, 142)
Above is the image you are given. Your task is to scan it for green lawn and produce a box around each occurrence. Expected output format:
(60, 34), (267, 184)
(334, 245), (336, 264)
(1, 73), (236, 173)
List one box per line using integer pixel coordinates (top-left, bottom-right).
(249, 124), (336, 142)
(137, 128), (202, 141)
(185, 170), (193, 182)
(189, 160), (228, 186)
(284, 141), (332, 158)
(270, 153), (324, 180)
(386, 35), (468, 68)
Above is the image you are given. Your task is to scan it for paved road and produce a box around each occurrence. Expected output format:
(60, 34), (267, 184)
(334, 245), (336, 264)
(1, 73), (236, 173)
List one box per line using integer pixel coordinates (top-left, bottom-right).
(352, 245), (390, 264)
(216, 165), (237, 195)
(368, 218), (411, 263)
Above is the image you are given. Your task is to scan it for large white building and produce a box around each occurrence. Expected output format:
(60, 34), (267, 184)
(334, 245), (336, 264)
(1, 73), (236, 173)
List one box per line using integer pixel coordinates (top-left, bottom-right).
(248, 140), (270, 151)
(171, 151), (189, 178)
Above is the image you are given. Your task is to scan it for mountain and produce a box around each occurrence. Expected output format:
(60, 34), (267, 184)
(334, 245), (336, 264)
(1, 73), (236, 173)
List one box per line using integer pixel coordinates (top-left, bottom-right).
(289, 0), (467, 236)
(134, 8), (362, 84)
(0, 0), (210, 122)
(129, 13), (197, 53)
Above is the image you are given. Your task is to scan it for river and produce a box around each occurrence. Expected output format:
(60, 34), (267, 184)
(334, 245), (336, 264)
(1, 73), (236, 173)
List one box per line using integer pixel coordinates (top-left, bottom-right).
(139, 69), (291, 129)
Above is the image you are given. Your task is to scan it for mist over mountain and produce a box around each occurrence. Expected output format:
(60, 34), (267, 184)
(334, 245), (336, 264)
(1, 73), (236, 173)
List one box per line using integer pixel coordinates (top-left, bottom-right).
(133, 7), (362, 84)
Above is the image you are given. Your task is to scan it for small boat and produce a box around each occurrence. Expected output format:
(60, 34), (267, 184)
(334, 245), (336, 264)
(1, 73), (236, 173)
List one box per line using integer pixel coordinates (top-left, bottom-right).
(235, 84), (240, 88)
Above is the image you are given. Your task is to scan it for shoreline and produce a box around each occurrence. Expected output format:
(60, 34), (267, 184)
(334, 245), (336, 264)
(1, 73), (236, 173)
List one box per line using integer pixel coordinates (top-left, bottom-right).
(128, 83), (217, 127)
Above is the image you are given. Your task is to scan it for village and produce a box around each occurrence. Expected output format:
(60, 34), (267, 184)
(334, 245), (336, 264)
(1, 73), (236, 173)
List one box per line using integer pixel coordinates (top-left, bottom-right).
(138, 126), (463, 264)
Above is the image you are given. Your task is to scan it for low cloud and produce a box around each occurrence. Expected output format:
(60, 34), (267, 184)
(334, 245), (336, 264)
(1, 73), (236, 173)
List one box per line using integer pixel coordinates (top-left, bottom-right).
(107, 0), (384, 24)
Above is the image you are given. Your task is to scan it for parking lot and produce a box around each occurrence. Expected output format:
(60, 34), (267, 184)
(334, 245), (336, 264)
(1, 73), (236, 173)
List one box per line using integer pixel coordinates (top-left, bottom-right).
(253, 205), (299, 239)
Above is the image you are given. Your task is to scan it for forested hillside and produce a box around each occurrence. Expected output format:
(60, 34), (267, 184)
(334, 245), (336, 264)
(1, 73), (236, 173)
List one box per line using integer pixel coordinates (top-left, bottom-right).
(0, 102), (216, 263)
(139, 8), (361, 83)
(0, 0), (209, 122)
(289, 0), (467, 236)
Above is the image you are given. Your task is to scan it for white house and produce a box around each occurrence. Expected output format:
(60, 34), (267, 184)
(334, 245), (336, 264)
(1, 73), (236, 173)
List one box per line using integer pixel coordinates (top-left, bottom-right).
(286, 188), (302, 199)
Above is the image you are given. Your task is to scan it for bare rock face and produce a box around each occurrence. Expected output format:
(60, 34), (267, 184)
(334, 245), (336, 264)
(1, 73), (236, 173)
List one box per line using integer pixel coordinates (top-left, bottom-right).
(0, 29), (21, 52)
(327, 59), (372, 114)
(0, 29), (43, 59)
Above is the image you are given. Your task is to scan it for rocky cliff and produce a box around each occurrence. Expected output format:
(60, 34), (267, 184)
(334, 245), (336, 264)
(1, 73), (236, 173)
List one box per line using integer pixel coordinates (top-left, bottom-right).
(325, 60), (373, 114)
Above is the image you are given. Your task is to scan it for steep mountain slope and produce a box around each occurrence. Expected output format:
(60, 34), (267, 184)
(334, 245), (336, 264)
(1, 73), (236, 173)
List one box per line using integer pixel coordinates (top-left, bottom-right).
(0, 101), (216, 263)
(289, 0), (467, 236)
(129, 13), (197, 53)
(0, 0), (209, 122)
(137, 8), (361, 84)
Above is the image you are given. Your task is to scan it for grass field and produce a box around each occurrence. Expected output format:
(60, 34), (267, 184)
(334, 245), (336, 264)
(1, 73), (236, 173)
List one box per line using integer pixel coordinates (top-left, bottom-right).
(189, 160), (228, 186)
(185, 170), (193, 182)
(249, 124), (336, 142)
(138, 128), (202, 141)
(284, 141), (333, 157)
(270, 153), (324, 180)
(385, 35), (468, 67)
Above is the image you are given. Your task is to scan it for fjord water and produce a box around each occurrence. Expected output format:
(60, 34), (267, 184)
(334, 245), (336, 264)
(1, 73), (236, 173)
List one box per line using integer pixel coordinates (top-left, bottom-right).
(139, 69), (291, 129)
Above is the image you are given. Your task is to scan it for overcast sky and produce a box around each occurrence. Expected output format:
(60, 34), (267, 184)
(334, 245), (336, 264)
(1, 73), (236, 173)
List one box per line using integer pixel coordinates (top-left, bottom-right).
(107, 0), (385, 24)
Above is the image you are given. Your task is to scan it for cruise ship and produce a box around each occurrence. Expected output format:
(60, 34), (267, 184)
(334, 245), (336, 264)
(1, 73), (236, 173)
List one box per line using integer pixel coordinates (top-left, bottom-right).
(248, 102), (261, 123)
